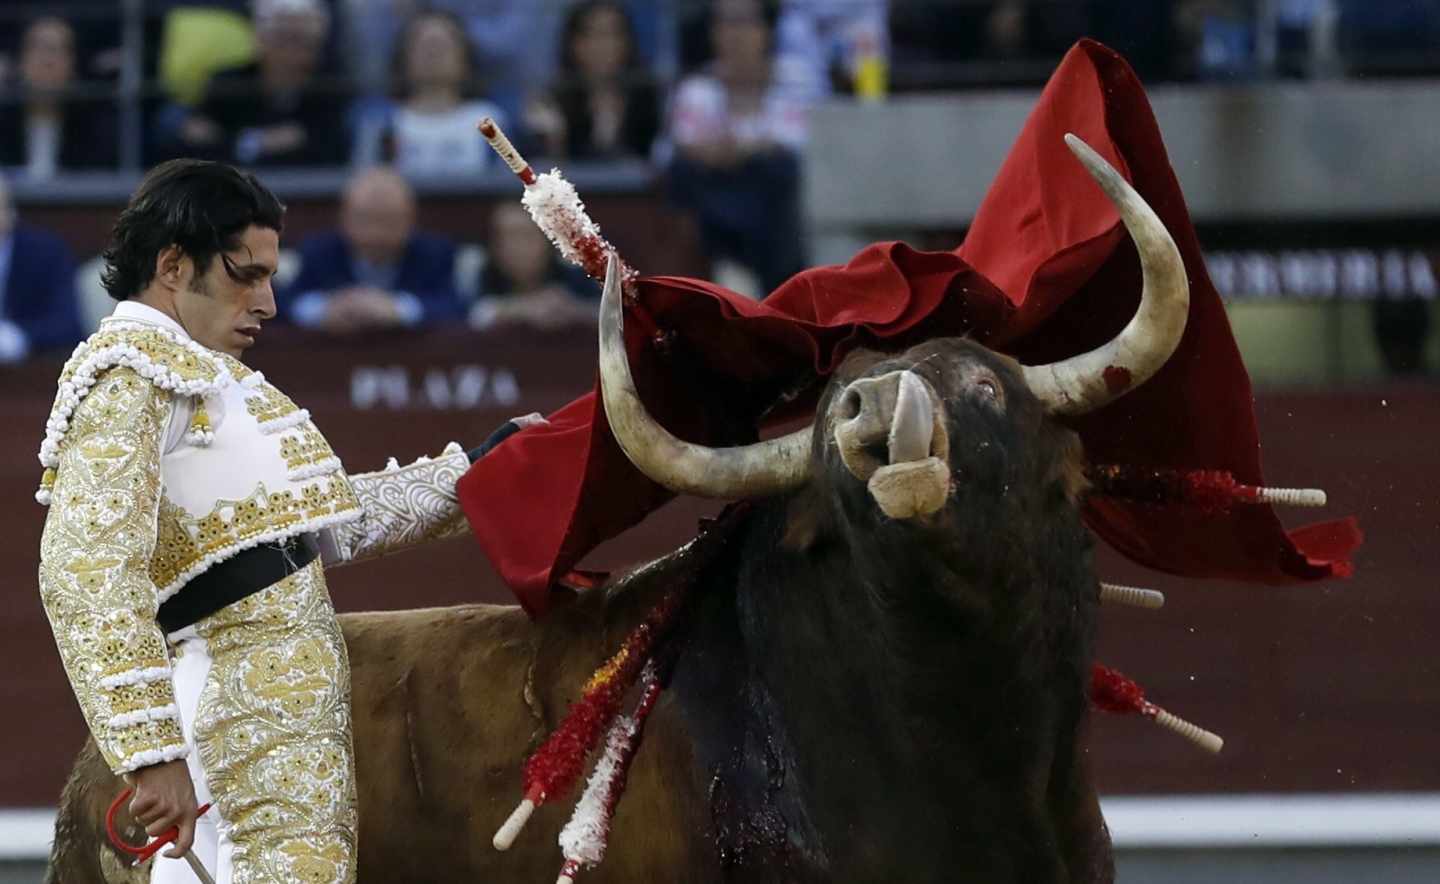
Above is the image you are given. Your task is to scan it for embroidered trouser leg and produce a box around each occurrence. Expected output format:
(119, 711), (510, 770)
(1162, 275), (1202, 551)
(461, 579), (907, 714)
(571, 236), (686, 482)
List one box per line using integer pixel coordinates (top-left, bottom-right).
(152, 559), (357, 884)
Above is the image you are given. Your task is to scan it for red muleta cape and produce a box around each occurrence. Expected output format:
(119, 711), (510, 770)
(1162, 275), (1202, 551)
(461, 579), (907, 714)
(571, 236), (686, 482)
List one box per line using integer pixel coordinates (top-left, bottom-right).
(458, 39), (1362, 618)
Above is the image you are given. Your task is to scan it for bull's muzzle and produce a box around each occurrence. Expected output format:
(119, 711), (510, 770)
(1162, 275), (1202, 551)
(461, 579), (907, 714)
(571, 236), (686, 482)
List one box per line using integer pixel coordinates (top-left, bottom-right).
(832, 370), (952, 519)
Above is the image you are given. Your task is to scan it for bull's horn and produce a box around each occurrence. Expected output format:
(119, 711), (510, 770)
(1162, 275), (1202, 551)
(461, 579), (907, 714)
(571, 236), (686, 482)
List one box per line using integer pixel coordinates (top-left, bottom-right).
(1021, 134), (1191, 415)
(597, 252), (811, 498)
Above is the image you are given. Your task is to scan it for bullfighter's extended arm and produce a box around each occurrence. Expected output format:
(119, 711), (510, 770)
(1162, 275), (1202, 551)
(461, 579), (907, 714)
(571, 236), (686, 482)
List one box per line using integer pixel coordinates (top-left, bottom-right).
(38, 367), (188, 774)
(319, 443), (471, 567)
(320, 415), (543, 566)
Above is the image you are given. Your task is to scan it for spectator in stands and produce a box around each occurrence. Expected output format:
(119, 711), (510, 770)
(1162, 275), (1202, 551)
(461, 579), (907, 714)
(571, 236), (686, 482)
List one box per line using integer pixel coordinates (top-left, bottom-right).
(340, 0), (566, 127)
(524, 1), (662, 161)
(1174, 0), (1260, 79)
(285, 167), (463, 333)
(0, 176), (83, 362)
(167, 0), (348, 167)
(352, 9), (505, 176)
(467, 202), (596, 330)
(666, 0), (810, 297)
(0, 17), (118, 177)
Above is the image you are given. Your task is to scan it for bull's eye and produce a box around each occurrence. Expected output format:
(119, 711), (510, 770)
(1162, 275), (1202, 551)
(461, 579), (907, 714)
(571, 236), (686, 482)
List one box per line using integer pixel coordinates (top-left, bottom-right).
(976, 378), (999, 400)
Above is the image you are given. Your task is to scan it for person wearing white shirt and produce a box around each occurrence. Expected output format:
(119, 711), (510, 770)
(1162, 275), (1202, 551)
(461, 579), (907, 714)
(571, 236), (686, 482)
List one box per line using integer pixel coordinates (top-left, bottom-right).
(353, 9), (505, 177)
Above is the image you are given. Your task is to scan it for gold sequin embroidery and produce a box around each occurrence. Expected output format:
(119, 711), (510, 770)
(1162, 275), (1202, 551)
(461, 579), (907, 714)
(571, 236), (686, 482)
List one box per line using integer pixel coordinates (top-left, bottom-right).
(244, 383), (304, 427)
(280, 425), (341, 473)
(151, 478), (361, 594)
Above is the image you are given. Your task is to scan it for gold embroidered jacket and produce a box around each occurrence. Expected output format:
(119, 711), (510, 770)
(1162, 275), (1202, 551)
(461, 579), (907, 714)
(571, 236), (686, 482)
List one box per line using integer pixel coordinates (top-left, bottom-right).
(37, 305), (469, 773)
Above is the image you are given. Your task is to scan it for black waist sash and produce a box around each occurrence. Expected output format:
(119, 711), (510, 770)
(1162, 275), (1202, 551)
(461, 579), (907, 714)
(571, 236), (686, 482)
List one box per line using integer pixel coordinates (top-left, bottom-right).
(157, 535), (318, 634)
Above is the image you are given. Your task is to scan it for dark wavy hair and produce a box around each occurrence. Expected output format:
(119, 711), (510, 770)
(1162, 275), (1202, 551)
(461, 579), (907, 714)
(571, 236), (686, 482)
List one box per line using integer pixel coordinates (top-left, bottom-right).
(101, 159), (285, 301)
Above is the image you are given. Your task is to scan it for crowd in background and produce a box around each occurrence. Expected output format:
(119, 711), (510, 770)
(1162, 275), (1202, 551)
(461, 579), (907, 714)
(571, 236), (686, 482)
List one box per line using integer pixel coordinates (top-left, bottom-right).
(0, 0), (1437, 368)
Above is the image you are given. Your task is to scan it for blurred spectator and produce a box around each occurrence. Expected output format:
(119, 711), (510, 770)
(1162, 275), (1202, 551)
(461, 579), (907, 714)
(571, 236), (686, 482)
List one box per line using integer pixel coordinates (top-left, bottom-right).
(1175, 0), (1260, 79)
(666, 0), (810, 297)
(342, 1), (566, 126)
(353, 9), (505, 176)
(164, 0), (348, 167)
(467, 203), (596, 330)
(0, 176), (83, 362)
(0, 17), (118, 177)
(285, 167), (463, 333)
(524, 1), (662, 161)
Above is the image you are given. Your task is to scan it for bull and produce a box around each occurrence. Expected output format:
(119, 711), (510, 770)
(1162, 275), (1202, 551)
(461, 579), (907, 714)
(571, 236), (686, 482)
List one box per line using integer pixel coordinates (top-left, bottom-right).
(47, 135), (1186, 883)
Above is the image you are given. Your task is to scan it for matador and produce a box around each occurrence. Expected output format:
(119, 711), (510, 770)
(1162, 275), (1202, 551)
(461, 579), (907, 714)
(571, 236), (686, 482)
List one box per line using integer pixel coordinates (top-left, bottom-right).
(35, 160), (521, 883)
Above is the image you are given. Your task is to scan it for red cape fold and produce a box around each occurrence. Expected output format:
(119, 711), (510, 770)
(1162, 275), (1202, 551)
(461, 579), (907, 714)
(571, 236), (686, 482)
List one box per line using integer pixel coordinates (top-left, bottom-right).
(458, 39), (1361, 618)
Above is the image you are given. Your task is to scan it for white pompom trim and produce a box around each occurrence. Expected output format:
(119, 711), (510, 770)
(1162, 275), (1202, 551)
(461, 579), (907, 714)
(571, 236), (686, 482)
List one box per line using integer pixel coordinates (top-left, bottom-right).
(36, 334), (229, 472)
(114, 742), (190, 775)
(288, 457), (345, 481)
(255, 407), (312, 435)
(100, 666), (173, 690)
(107, 704), (181, 729)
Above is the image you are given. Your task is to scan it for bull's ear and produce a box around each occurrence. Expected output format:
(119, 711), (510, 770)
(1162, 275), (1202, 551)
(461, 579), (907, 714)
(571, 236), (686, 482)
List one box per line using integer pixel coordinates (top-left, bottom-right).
(1048, 428), (1090, 504)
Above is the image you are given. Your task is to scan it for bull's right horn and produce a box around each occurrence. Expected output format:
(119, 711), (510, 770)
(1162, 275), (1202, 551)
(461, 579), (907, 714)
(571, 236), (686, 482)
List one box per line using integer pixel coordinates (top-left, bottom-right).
(1021, 134), (1191, 415)
(597, 253), (812, 498)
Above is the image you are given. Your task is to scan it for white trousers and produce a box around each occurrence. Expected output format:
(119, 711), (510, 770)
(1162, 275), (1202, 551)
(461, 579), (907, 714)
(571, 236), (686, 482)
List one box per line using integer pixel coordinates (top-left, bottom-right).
(150, 629), (235, 884)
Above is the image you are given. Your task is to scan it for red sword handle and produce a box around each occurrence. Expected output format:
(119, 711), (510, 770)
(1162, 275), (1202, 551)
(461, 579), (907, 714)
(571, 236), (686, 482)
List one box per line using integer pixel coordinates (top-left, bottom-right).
(105, 787), (212, 863)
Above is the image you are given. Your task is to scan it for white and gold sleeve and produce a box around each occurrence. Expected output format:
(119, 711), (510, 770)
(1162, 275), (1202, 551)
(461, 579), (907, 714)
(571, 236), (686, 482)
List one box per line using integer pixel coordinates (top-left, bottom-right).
(37, 366), (188, 774)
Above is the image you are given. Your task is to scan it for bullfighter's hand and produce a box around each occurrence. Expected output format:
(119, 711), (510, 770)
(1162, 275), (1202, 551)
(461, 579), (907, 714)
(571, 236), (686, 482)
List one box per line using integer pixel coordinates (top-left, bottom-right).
(127, 760), (199, 859)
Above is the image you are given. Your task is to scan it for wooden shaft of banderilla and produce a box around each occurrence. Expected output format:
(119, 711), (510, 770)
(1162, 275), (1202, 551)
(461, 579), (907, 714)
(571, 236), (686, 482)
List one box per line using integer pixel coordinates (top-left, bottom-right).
(182, 849), (215, 884)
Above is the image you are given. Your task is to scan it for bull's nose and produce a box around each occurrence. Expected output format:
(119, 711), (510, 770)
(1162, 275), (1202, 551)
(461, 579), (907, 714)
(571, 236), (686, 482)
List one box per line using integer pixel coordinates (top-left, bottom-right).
(833, 370), (946, 482)
(834, 373), (903, 462)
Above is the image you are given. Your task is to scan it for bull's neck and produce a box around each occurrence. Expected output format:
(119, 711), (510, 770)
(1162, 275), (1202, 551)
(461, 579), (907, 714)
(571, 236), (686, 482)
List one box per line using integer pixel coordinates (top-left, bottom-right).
(669, 500), (1095, 881)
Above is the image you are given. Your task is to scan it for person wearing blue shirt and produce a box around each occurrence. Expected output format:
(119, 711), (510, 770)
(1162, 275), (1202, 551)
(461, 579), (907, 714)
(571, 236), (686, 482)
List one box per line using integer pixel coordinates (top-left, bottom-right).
(284, 167), (463, 332)
(0, 176), (84, 362)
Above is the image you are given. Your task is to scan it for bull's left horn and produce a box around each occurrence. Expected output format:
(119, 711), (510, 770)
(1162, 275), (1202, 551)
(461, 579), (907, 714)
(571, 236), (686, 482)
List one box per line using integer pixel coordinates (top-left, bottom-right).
(597, 253), (811, 498)
(1021, 134), (1190, 415)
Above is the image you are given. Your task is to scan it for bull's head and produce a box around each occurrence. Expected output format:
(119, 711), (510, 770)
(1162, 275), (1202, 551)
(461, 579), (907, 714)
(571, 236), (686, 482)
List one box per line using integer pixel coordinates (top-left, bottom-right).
(598, 135), (1188, 520)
